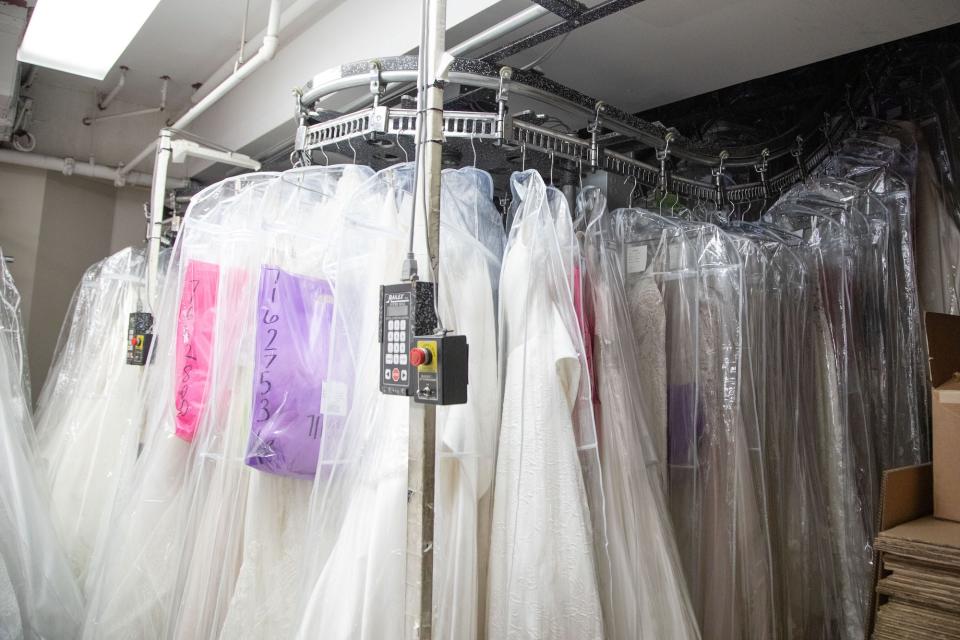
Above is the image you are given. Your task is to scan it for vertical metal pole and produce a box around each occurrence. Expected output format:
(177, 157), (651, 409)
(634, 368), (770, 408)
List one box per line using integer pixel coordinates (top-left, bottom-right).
(405, 1), (444, 639)
(146, 129), (173, 307)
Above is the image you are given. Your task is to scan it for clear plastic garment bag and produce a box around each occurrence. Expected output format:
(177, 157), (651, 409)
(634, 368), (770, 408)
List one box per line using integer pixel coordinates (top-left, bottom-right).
(297, 164), (504, 640)
(613, 208), (776, 640)
(486, 170), (607, 640)
(431, 167), (505, 640)
(581, 187), (700, 640)
(822, 134), (929, 468)
(34, 247), (148, 588)
(764, 196), (875, 640)
(0, 248), (85, 639)
(82, 173), (279, 640)
(209, 164), (372, 640)
(296, 164), (418, 640)
(727, 222), (842, 639)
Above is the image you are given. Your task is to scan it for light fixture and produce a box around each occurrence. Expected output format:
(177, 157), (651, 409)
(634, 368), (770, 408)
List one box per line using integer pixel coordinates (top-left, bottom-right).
(17, 0), (163, 80)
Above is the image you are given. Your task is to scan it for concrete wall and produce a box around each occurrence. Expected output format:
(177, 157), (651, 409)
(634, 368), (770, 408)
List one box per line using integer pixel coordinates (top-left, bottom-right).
(110, 185), (149, 253)
(0, 164), (47, 331)
(0, 164), (145, 400)
(29, 172), (116, 394)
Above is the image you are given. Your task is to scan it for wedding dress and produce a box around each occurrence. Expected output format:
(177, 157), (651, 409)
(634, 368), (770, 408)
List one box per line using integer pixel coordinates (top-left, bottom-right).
(431, 167), (504, 640)
(0, 248), (85, 639)
(582, 188), (699, 640)
(297, 164), (504, 640)
(486, 170), (604, 640)
(296, 165), (420, 639)
(616, 210), (777, 640)
(35, 247), (147, 587)
(214, 164), (373, 640)
(82, 173), (279, 640)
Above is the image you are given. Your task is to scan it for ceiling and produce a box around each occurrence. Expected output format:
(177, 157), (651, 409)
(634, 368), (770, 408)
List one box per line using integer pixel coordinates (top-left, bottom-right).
(11, 0), (960, 183)
(31, 0), (307, 110)
(471, 0), (960, 114)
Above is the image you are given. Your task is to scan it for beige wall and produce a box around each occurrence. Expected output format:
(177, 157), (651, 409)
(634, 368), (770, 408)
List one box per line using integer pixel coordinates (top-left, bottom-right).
(110, 186), (149, 253)
(29, 173), (116, 393)
(0, 164), (47, 331)
(0, 164), (145, 400)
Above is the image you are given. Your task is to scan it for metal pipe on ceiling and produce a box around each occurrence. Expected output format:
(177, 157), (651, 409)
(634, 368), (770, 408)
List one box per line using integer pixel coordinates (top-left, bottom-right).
(119, 0), (282, 178)
(0, 149), (189, 189)
(98, 65), (128, 110)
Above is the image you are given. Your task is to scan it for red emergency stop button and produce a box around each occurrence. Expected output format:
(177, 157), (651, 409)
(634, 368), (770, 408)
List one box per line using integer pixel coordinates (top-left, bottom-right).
(409, 347), (431, 367)
(131, 336), (139, 347)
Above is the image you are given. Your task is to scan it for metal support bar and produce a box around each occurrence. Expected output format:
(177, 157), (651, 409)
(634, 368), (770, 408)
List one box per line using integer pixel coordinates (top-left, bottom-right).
(531, 0), (586, 20)
(405, 0), (444, 638)
(146, 129), (173, 307)
(481, 0), (647, 63)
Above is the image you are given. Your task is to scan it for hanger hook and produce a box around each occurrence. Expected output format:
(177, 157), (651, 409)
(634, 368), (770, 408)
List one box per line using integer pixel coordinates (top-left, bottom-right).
(549, 150), (555, 186)
(624, 174), (638, 208)
(470, 129), (477, 168)
(521, 141), (527, 172)
(396, 131), (408, 163)
(347, 136), (357, 164)
(319, 144), (329, 166)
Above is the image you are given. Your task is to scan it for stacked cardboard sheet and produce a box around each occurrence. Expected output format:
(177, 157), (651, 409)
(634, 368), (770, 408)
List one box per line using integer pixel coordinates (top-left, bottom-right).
(870, 465), (960, 639)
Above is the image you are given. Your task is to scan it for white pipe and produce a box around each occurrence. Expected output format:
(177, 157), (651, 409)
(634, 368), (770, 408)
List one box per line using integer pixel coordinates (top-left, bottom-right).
(84, 106), (163, 126)
(0, 149), (188, 189)
(146, 130), (172, 306)
(191, 0), (322, 104)
(447, 5), (547, 57)
(98, 66), (128, 110)
(119, 0), (281, 177)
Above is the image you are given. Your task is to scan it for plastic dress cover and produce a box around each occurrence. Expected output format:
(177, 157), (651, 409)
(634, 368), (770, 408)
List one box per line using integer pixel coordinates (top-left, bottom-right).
(728, 221), (842, 639)
(295, 164), (423, 639)
(430, 167), (505, 640)
(34, 247), (148, 586)
(764, 194), (875, 639)
(296, 164), (504, 640)
(210, 164), (373, 640)
(615, 208), (776, 640)
(161, 170), (285, 640)
(912, 120), (960, 315)
(581, 187), (700, 640)
(821, 134), (929, 468)
(486, 170), (607, 640)
(82, 173), (278, 640)
(0, 249), (85, 639)
(914, 76), (960, 314)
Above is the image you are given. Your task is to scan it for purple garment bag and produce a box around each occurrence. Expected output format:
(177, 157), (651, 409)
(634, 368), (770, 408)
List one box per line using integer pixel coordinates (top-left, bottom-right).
(247, 265), (334, 479)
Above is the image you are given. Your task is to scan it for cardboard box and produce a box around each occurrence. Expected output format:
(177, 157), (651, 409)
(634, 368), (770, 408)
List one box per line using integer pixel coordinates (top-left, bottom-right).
(868, 463), (960, 639)
(927, 312), (960, 522)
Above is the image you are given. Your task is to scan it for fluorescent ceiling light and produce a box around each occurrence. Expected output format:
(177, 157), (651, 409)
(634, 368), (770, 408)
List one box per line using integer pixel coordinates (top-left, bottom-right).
(17, 0), (163, 80)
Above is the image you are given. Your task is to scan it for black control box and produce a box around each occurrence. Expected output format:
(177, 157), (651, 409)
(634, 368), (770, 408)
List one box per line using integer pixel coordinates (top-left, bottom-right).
(410, 334), (468, 405)
(378, 281), (438, 396)
(126, 311), (154, 366)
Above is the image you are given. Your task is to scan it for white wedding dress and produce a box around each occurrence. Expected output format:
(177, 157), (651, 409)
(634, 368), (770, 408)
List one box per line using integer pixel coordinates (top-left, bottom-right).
(0, 249), (85, 639)
(35, 247), (147, 587)
(487, 170), (604, 640)
(82, 174), (279, 640)
(297, 164), (504, 640)
(215, 164), (373, 640)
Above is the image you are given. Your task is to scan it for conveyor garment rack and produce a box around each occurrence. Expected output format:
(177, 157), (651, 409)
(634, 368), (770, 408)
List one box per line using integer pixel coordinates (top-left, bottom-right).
(295, 55), (870, 204)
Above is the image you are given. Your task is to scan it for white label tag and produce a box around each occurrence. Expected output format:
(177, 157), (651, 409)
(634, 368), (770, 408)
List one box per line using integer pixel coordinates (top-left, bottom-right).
(320, 380), (348, 416)
(626, 244), (648, 274)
